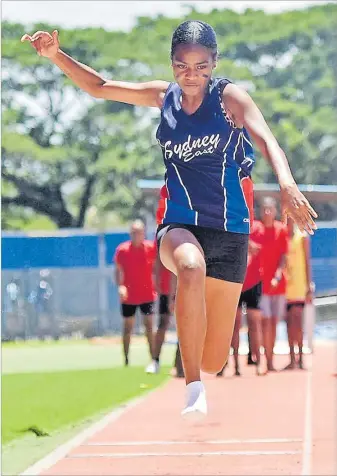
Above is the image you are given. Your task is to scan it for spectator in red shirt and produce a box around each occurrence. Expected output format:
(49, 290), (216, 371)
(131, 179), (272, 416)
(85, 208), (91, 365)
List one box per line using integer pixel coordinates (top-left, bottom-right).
(259, 197), (289, 372)
(114, 220), (156, 367)
(146, 252), (175, 374)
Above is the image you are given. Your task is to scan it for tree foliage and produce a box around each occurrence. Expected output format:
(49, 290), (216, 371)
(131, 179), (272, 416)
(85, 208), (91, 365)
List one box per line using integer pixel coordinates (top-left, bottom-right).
(2, 4), (336, 229)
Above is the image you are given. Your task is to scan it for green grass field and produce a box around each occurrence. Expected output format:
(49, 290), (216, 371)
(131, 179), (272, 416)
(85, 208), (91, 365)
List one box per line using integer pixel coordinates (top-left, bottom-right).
(2, 335), (176, 374)
(2, 367), (168, 444)
(2, 337), (176, 474)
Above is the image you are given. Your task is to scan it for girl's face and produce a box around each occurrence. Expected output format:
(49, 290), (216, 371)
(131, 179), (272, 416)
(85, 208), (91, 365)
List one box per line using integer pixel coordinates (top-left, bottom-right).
(172, 43), (216, 96)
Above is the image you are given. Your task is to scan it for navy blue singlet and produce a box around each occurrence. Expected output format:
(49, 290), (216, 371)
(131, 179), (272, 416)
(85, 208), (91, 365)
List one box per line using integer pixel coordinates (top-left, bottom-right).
(156, 78), (255, 234)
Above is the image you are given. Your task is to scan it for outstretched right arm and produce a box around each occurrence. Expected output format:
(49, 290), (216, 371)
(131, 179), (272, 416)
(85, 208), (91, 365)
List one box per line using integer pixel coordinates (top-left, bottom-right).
(21, 30), (169, 108)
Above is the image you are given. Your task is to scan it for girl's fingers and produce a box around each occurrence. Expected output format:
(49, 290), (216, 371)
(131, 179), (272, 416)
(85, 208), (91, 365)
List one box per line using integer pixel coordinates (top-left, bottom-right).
(304, 211), (317, 230)
(31, 31), (48, 40)
(307, 203), (318, 219)
(32, 37), (42, 54)
(21, 34), (32, 42)
(292, 207), (316, 235)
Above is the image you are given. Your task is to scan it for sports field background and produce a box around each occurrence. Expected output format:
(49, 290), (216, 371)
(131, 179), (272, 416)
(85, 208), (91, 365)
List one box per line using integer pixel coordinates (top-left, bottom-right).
(2, 337), (175, 475)
(2, 3), (337, 475)
(3, 310), (337, 475)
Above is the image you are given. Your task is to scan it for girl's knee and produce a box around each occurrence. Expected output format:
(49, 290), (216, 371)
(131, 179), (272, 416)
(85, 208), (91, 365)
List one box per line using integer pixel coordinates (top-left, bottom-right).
(176, 257), (206, 286)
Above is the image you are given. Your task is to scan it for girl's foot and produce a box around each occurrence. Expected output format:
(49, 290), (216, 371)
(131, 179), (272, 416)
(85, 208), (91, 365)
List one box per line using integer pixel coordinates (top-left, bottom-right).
(181, 381), (207, 421)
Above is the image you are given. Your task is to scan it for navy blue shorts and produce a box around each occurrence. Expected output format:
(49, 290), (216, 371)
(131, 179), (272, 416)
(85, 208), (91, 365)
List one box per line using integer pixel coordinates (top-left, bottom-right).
(156, 223), (248, 284)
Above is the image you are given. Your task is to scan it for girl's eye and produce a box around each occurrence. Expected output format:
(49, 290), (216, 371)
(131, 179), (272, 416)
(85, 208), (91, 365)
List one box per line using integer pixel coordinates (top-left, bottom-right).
(177, 64), (186, 69)
(197, 65), (207, 70)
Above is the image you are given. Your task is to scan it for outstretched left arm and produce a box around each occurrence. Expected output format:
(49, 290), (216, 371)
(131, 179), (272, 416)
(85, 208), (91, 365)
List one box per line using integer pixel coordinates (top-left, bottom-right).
(223, 84), (317, 235)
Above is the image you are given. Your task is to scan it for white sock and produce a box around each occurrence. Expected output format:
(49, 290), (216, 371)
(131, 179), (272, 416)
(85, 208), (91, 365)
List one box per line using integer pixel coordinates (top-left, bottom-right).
(185, 381), (205, 407)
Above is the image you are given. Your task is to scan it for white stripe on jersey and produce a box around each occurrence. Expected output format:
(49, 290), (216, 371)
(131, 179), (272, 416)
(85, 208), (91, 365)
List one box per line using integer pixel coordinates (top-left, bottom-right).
(221, 154), (228, 230)
(222, 130), (234, 153)
(162, 198), (168, 224)
(165, 178), (170, 199)
(233, 131), (242, 164)
(241, 134), (254, 170)
(223, 132), (242, 229)
(172, 163), (193, 210)
(242, 132), (253, 148)
(238, 170), (250, 233)
(161, 178), (170, 223)
(195, 211), (198, 226)
(221, 130), (234, 230)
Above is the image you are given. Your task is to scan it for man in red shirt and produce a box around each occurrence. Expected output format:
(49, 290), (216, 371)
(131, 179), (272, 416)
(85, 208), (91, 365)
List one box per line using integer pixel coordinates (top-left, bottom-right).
(114, 220), (156, 367)
(259, 197), (289, 371)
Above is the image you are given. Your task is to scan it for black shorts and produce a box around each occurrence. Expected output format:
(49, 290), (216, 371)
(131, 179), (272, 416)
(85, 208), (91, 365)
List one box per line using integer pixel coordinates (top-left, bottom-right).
(159, 294), (169, 315)
(121, 302), (154, 318)
(287, 301), (305, 312)
(239, 282), (262, 309)
(156, 223), (248, 283)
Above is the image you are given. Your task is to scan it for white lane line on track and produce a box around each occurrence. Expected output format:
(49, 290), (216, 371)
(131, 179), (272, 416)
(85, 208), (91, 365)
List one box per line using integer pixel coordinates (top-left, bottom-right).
(301, 354), (313, 476)
(85, 438), (302, 446)
(68, 450), (302, 458)
(20, 391), (159, 476)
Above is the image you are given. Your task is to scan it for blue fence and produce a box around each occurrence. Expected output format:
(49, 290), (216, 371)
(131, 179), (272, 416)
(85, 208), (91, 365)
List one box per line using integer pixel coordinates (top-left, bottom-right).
(2, 226), (337, 295)
(1, 225), (336, 340)
(2, 235), (100, 269)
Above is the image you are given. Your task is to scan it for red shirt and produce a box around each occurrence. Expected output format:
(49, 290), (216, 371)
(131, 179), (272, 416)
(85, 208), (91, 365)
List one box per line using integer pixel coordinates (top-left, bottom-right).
(158, 261), (172, 296)
(114, 240), (156, 304)
(153, 239), (172, 296)
(259, 221), (289, 295)
(242, 221), (264, 292)
(156, 185), (169, 225)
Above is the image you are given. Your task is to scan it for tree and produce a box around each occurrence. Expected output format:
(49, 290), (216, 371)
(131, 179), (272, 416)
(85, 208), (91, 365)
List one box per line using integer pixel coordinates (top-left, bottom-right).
(2, 4), (337, 229)
(2, 23), (164, 228)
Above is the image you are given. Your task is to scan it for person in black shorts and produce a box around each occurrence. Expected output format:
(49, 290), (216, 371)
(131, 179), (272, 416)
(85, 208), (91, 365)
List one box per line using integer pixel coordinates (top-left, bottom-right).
(114, 221), (157, 367)
(23, 21), (317, 419)
(240, 282), (264, 375)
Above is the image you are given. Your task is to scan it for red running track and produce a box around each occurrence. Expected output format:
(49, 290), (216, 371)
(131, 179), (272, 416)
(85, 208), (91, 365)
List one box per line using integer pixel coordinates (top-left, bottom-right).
(24, 343), (336, 476)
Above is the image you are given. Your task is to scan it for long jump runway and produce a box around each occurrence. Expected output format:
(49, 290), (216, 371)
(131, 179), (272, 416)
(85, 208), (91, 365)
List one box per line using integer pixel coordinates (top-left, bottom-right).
(23, 343), (336, 476)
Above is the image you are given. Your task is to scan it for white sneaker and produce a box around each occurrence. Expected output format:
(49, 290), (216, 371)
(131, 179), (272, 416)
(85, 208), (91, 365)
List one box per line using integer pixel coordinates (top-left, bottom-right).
(181, 381), (207, 421)
(145, 360), (160, 374)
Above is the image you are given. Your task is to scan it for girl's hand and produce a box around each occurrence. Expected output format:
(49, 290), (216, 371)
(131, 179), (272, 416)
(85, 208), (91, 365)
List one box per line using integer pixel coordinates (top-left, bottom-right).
(21, 30), (60, 58)
(280, 184), (318, 235)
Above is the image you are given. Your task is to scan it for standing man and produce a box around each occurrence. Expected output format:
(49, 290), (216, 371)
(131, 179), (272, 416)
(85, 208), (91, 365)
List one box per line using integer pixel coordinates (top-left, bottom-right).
(114, 220), (156, 367)
(285, 219), (315, 370)
(146, 255), (175, 374)
(259, 197), (289, 372)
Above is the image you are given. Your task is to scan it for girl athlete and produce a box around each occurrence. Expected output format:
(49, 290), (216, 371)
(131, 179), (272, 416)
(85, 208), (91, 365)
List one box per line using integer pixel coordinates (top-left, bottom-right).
(22, 20), (317, 419)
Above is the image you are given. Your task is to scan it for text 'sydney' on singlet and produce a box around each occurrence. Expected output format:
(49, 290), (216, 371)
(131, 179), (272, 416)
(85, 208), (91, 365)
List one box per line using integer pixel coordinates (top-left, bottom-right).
(156, 78), (255, 234)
